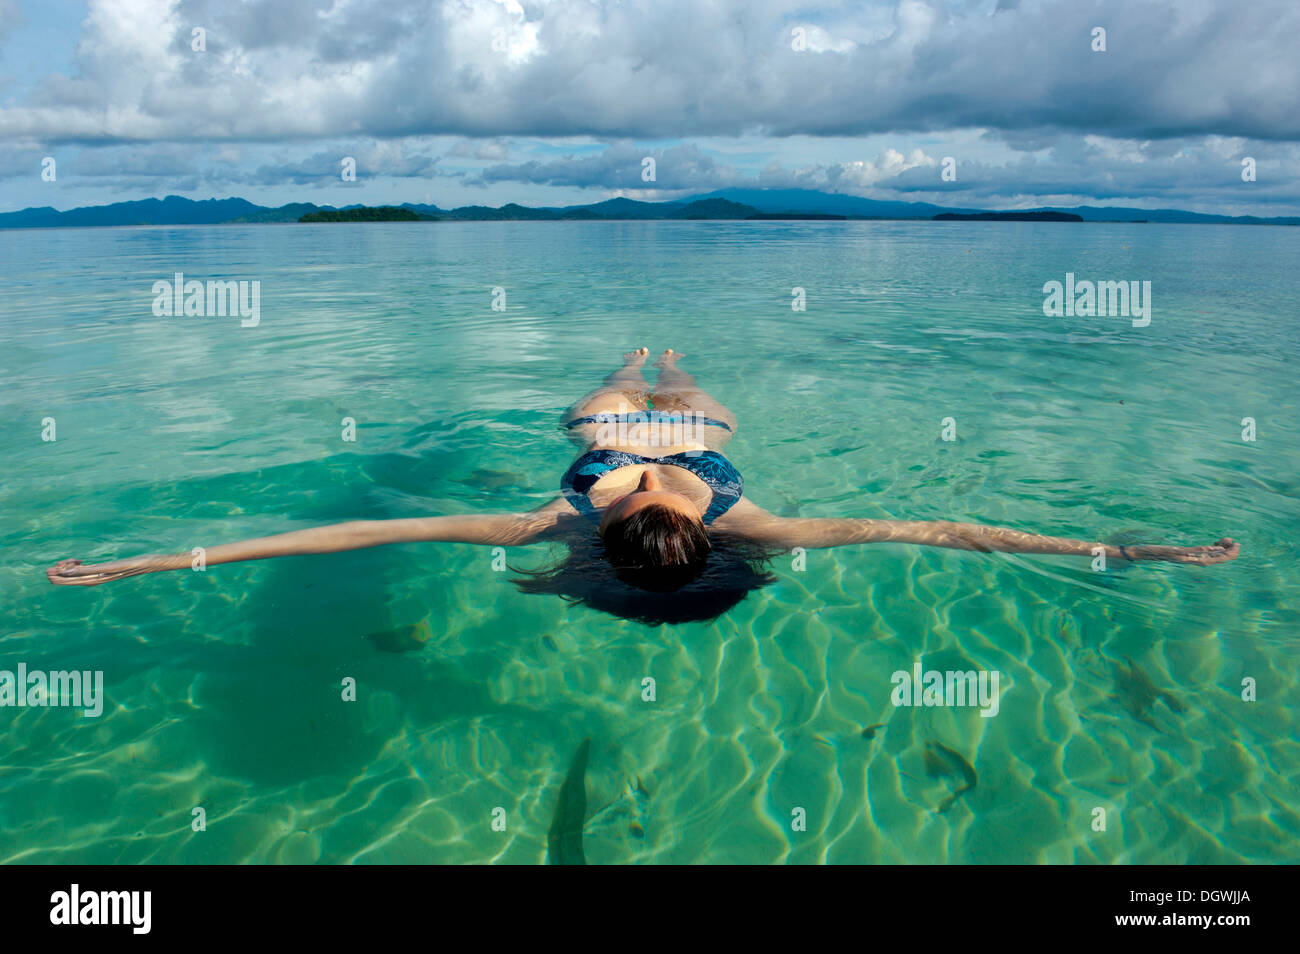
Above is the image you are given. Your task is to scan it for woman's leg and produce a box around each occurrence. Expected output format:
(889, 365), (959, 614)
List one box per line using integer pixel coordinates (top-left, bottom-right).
(562, 349), (652, 445)
(651, 350), (739, 437)
(601, 347), (653, 393)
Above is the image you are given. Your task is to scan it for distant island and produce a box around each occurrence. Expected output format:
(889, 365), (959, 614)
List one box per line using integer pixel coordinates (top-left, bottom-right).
(299, 206), (431, 222)
(1, 190), (1296, 229)
(934, 211), (1083, 222)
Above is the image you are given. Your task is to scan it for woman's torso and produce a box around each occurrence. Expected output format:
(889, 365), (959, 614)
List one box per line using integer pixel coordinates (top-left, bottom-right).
(560, 389), (743, 523)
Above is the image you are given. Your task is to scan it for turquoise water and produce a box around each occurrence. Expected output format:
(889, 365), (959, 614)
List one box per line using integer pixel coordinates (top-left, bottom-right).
(2, 220), (1297, 864)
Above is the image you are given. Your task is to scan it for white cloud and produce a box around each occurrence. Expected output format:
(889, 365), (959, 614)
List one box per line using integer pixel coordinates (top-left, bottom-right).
(1, 0), (1296, 144)
(837, 148), (936, 186)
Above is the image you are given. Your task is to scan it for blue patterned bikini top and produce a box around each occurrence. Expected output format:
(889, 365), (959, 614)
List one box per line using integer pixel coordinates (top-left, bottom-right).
(560, 449), (744, 525)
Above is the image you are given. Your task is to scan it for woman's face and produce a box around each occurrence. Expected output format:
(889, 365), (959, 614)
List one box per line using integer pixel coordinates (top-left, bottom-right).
(598, 468), (700, 535)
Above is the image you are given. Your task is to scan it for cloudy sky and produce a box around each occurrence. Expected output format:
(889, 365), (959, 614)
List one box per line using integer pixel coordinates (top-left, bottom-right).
(1, 0), (1297, 214)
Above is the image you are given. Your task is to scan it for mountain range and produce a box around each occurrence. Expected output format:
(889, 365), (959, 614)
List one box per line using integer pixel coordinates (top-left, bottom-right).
(2, 189), (1296, 228)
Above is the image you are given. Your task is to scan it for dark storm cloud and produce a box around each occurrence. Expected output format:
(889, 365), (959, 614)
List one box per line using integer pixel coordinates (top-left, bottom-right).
(240, 147), (446, 185)
(476, 143), (739, 190)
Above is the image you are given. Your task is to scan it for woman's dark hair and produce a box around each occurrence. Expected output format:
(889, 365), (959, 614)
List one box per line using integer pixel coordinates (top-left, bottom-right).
(601, 504), (711, 592)
(511, 508), (778, 625)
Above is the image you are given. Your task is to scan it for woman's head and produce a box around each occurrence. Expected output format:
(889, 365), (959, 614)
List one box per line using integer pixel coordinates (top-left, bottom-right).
(601, 504), (710, 591)
(598, 469), (711, 590)
(511, 471), (776, 624)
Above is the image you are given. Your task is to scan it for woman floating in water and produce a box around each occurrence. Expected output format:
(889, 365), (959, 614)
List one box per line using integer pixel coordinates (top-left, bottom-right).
(47, 349), (1239, 624)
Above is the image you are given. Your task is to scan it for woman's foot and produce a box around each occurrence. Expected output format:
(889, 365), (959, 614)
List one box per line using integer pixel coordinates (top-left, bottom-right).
(654, 348), (685, 368)
(623, 347), (650, 366)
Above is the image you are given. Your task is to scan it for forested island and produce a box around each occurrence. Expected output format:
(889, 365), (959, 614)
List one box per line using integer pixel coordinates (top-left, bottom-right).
(299, 206), (431, 222)
(933, 211), (1084, 222)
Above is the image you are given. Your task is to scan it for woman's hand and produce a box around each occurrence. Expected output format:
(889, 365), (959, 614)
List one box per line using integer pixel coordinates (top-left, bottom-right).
(1155, 537), (1241, 566)
(46, 558), (150, 586)
(1130, 537), (1241, 565)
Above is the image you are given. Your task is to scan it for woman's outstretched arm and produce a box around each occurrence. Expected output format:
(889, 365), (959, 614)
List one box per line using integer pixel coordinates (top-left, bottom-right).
(714, 499), (1240, 566)
(46, 499), (573, 587)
